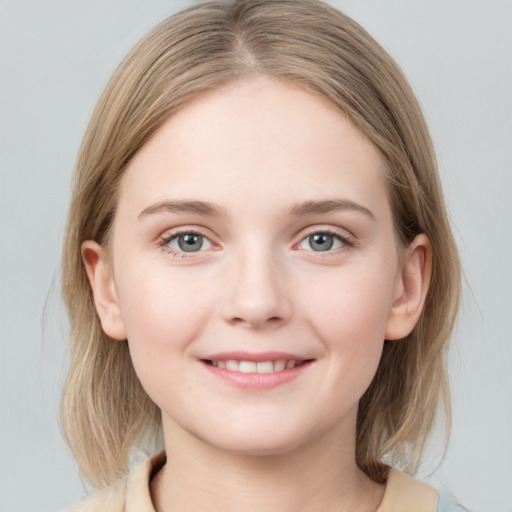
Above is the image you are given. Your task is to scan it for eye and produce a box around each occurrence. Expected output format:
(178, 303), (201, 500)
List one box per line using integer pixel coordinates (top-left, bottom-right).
(297, 232), (348, 252)
(165, 232), (213, 253)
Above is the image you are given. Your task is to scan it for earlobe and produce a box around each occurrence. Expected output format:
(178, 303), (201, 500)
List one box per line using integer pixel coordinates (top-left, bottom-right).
(81, 240), (127, 341)
(385, 234), (432, 341)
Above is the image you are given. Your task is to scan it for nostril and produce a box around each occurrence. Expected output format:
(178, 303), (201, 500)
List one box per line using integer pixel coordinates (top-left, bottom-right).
(228, 315), (283, 328)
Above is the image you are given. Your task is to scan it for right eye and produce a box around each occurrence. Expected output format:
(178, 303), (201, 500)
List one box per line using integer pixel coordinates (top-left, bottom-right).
(163, 232), (213, 254)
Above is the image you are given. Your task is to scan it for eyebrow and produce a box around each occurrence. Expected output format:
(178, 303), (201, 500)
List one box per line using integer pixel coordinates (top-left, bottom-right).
(289, 199), (376, 220)
(138, 198), (375, 221)
(138, 200), (225, 219)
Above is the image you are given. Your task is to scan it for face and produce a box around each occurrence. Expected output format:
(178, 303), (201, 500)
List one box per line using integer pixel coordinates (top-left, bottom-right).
(86, 77), (427, 457)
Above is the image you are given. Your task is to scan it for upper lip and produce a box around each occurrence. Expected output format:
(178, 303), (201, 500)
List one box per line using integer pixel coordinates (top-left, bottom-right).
(201, 351), (310, 362)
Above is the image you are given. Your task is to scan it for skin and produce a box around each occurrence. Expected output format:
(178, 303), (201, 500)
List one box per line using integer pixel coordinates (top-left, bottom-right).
(83, 76), (431, 512)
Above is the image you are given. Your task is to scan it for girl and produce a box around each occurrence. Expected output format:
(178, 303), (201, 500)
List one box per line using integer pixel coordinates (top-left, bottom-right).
(61, 0), (461, 510)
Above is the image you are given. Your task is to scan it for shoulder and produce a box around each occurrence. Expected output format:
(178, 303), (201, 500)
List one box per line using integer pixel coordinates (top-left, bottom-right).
(377, 468), (439, 512)
(67, 478), (126, 512)
(67, 451), (166, 512)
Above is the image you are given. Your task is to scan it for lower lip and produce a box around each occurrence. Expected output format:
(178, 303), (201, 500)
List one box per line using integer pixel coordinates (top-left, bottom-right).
(201, 361), (313, 389)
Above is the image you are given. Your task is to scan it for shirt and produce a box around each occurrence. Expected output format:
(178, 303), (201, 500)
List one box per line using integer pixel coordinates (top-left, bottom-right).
(68, 451), (443, 512)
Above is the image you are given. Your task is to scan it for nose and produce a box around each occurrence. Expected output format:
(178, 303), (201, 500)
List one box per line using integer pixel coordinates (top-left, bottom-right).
(220, 250), (292, 329)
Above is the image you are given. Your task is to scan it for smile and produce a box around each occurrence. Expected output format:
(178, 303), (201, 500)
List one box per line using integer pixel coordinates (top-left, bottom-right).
(207, 359), (305, 373)
(201, 352), (313, 389)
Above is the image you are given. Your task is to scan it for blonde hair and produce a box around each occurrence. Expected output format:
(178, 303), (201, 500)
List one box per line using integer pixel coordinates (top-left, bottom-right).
(61, 0), (461, 488)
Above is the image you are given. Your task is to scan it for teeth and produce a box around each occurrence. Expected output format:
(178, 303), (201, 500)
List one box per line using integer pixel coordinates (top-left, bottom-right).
(210, 359), (302, 373)
(256, 361), (274, 373)
(274, 359), (286, 372)
(239, 361), (257, 373)
(226, 360), (239, 371)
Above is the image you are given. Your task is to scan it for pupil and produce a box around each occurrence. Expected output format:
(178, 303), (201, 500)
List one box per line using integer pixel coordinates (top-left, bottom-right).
(310, 233), (333, 251)
(178, 234), (203, 252)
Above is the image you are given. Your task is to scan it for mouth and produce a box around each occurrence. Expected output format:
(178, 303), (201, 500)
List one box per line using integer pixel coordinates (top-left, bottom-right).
(200, 352), (314, 389)
(203, 359), (308, 373)
(200, 351), (315, 391)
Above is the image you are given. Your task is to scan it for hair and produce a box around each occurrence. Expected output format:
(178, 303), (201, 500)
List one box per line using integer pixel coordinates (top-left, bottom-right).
(61, 0), (461, 489)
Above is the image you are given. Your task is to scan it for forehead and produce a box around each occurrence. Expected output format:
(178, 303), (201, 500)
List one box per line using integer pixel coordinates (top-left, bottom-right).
(119, 76), (389, 219)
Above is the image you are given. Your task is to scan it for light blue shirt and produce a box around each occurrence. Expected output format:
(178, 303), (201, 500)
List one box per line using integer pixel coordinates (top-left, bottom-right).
(437, 491), (467, 512)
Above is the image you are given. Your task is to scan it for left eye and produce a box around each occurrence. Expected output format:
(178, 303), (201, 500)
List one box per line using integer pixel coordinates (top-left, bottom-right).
(298, 232), (345, 252)
(168, 233), (213, 253)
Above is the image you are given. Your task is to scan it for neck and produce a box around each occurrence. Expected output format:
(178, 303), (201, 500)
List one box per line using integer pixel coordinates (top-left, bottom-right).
(151, 411), (385, 512)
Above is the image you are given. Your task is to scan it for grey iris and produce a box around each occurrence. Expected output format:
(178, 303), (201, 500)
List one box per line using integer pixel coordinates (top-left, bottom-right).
(178, 234), (203, 252)
(309, 233), (334, 251)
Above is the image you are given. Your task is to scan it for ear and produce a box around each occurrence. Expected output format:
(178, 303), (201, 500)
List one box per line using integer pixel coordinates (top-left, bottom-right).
(81, 240), (127, 341)
(385, 234), (432, 341)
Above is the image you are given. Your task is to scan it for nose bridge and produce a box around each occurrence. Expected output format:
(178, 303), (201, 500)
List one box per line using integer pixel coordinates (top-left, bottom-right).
(221, 240), (291, 328)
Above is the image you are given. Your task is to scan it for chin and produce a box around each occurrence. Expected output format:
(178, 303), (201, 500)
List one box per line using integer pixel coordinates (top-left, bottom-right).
(192, 420), (318, 458)
(212, 436), (303, 457)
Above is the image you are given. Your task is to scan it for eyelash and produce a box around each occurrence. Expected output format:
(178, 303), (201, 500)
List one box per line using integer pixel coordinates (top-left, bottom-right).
(158, 227), (354, 258)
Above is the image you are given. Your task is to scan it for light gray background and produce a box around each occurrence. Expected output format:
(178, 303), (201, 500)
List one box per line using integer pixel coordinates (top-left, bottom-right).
(1, 1), (510, 511)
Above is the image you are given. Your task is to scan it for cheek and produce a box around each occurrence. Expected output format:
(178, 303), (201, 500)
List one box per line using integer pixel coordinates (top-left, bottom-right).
(306, 263), (396, 338)
(114, 264), (215, 384)
(118, 258), (214, 331)
(303, 262), (396, 390)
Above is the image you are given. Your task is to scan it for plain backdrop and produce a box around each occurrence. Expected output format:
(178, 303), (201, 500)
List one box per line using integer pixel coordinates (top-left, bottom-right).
(0, 1), (510, 511)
